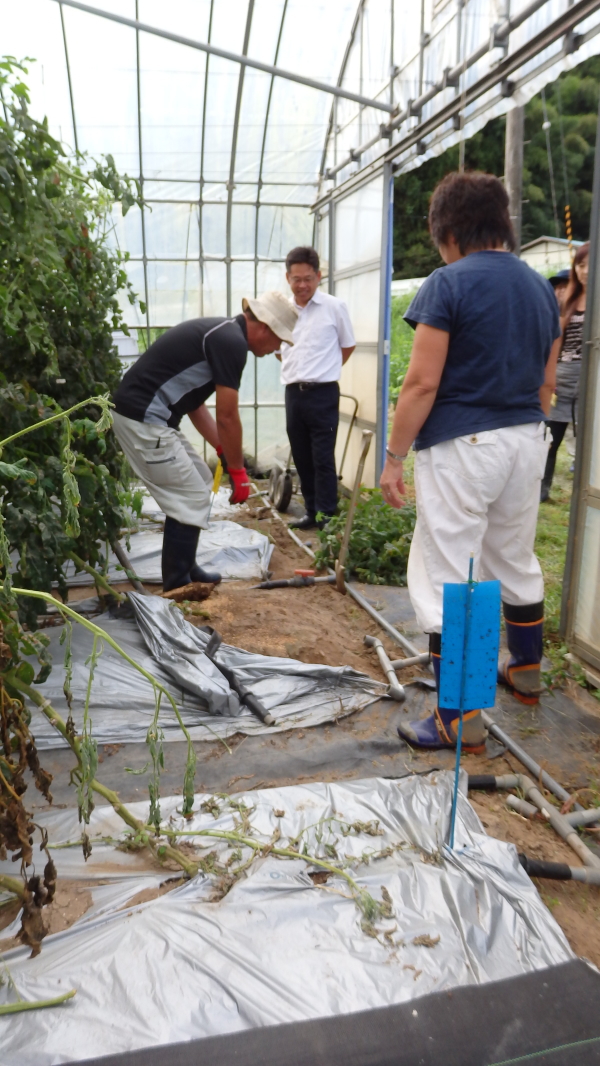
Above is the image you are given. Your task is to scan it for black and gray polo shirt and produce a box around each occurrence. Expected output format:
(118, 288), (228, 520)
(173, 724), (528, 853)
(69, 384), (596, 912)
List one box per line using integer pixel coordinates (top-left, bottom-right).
(113, 315), (248, 428)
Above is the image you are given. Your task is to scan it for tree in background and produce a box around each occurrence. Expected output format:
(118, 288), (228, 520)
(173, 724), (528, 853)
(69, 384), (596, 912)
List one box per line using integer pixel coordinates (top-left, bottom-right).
(394, 56), (600, 278)
(0, 58), (143, 624)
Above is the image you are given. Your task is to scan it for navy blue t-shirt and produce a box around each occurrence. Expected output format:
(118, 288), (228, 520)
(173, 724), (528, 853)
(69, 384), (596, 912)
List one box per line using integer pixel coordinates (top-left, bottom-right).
(404, 251), (560, 450)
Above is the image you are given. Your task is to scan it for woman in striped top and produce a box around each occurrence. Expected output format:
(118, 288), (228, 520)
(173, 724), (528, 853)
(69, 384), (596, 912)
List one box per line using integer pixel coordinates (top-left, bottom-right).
(540, 241), (589, 502)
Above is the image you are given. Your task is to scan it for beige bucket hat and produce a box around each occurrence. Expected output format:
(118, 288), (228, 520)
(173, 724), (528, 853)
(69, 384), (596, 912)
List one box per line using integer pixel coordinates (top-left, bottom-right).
(242, 291), (298, 345)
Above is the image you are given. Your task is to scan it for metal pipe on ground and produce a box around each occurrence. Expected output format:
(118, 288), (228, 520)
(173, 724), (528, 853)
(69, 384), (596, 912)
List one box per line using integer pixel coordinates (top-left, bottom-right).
(507, 795), (600, 828)
(345, 585), (421, 657)
(467, 773), (600, 871)
(518, 853), (600, 886)
(481, 712), (584, 811)
(389, 652), (431, 669)
(364, 635), (405, 702)
(252, 575), (336, 590)
(204, 628), (274, 726)
(565, 808), (600, 828)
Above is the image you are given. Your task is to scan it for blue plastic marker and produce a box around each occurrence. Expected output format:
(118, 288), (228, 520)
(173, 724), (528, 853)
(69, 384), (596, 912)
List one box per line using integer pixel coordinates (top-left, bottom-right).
(440, 556), (501, 848)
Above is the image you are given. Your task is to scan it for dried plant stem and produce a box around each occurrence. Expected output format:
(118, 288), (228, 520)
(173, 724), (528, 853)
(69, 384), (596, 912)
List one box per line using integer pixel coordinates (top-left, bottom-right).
(66, 553), (125, 603)
(0, 874), (27, 900)
(152, 826), (367, 903)
(0, 991), (76, 1014)
(4, 674), (198, 879)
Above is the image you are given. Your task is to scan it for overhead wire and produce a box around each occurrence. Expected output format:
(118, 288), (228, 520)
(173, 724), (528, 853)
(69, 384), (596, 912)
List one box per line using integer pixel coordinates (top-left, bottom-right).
(555, 77), (574, 258)
(541, 86), (560, 236)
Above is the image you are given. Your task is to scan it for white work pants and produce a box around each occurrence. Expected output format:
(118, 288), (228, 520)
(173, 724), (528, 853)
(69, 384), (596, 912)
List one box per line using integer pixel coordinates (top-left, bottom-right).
(407, 423), (549, 633)
(112, 412), (212, 528)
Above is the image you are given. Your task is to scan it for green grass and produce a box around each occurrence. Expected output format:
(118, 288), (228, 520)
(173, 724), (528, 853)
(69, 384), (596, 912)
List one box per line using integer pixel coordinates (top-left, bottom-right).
(389, 294), (416, 403)
(535, 441), (573, 638)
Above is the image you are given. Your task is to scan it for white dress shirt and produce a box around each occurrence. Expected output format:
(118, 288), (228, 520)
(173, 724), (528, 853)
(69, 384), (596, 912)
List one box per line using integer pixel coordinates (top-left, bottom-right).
(280, 290), (355, 385)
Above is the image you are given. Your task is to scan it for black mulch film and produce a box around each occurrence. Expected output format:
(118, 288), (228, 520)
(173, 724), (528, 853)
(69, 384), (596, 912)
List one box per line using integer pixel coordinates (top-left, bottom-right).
(70, 959), (600, 1066)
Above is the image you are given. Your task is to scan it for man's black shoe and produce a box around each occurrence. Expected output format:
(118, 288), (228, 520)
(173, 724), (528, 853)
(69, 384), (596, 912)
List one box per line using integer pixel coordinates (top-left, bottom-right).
(289, 515), (318, 531)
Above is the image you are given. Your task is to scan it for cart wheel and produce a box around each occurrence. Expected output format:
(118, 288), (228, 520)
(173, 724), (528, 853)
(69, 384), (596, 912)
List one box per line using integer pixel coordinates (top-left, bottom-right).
(274, 472), (293, 512)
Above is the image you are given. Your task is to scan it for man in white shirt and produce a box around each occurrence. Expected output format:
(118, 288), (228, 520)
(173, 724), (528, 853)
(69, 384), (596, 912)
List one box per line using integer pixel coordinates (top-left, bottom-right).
(280, 246), (355, 530)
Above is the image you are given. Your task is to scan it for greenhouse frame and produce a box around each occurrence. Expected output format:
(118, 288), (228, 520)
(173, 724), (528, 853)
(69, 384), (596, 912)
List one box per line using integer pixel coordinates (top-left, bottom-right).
(5, 0), (600, 484)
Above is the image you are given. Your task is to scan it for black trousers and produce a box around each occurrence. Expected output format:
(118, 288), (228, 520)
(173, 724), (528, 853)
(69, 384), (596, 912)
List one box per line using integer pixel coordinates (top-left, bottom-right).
(543, 420), (569, 488)
(285, 382), (339, 519)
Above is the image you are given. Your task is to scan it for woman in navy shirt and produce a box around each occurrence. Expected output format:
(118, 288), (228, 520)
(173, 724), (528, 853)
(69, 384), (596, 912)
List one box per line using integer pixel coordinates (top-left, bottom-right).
(380, 172), (561, 753)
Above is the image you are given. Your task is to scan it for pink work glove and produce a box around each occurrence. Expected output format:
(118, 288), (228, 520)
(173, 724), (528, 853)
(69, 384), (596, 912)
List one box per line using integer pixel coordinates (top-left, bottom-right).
(228, 466), (250, 504)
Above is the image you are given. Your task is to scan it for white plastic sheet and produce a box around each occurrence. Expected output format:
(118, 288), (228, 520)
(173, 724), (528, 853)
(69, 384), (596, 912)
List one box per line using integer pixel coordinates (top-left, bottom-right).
(27, 597), (383, 748)
(0, 772), (573, 1064)
(61, 520), (273, 586)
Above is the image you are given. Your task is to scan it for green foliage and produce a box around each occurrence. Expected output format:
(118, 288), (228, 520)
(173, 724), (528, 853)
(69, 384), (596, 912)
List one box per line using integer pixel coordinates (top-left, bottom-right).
(393, 117), (505, 278)
(522, 58), (600, 244)
(315, 490), (417, 585)
(393, 56), (600, 278)
(389, 293), (417, 403)
(0, 58), (144, 625)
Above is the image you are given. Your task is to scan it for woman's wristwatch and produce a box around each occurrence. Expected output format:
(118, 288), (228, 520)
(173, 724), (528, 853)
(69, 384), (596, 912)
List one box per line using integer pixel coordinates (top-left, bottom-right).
(386, 447), (408, 462)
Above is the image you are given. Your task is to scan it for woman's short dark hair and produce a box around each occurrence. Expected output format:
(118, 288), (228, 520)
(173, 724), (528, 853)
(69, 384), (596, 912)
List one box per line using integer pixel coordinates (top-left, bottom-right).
(429, 172), (516, 255)
(286, 246), (320, 272)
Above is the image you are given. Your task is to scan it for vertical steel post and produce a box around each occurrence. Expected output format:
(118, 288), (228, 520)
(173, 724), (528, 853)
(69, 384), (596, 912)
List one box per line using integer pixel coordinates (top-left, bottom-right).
(199, 0), (214, 329)
(59, 2), (79, 153)
(226, 1), (255, 320)
(135, 0), (150, 349)
(376, 164), (394, 481)
(560, 102), (600, 643)
(328, 199), (336, 296)
(505, 105), (524, 253)
(253, 0), (289, 471)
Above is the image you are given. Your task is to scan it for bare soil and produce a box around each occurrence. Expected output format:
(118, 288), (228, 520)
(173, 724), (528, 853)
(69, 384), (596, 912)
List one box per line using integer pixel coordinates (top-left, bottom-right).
(0, 880), (93, 953)
(183, 510), (420, 680)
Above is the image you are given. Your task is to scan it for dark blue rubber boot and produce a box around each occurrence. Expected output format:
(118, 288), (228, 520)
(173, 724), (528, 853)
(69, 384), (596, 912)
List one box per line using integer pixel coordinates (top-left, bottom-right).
(397, 635), (487, 754)
(498, 601), (544, 705)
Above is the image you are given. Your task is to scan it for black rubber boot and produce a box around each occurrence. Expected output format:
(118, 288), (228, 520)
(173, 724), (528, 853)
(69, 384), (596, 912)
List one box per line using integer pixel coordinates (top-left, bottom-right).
(190, 562), (222, 585)
(161, 517), (222, 590)
(161, 517), (199, 591)
(540, 477), (552, 503)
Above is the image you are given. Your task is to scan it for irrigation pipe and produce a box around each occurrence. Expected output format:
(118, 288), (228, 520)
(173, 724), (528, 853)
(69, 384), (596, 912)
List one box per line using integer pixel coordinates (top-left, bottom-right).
(389, 652), (430, 669)
(507, 796), (600, 828)
(481, 712), (583, 811)
(518, 853), (600, 886)
(468, 773), (600, 871)
(364, 636), (405, 701)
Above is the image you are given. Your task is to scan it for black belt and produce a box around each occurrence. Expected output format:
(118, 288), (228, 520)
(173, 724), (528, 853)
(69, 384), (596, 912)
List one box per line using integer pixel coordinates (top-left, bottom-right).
(287, 381), (337, 391)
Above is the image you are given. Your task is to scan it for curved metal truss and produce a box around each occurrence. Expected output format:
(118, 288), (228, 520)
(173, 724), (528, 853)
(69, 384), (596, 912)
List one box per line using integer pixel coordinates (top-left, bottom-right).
(4, 0), (600, 472)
